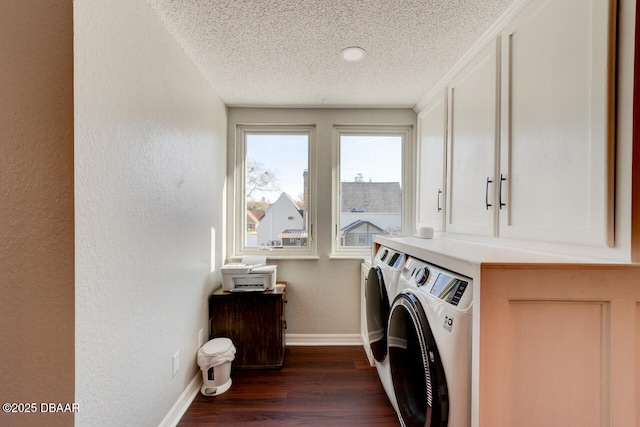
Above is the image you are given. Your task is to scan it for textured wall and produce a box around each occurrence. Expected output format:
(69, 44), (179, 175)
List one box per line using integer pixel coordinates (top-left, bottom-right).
(74, 0), (227, 425)
(227, 108), (416, 335)
(0, 2), (75, 427)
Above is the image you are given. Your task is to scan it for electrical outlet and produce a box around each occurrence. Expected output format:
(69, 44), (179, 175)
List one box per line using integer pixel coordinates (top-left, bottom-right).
(172, 351), (180, 377)
(198, 329), (204, 348)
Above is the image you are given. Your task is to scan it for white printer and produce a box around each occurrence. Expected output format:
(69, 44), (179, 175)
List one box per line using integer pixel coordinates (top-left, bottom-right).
(220, 256), (277, 292)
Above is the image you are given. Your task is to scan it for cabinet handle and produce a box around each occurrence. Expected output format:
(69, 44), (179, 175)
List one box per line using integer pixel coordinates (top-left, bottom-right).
(485, 177), (493, 210)
(437, 189), (443, 212)
(499, 174), (507, 209)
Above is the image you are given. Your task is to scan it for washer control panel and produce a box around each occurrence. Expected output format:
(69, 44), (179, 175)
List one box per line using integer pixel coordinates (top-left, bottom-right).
(400, 256), (472, 309)
(429, 272), (469, 306)
(414, 267), (429, 286)
(374, 246), (405, 270)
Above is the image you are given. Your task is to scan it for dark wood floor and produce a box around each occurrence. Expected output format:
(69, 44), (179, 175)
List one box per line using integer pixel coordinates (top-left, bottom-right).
(178, 346), (399, 426)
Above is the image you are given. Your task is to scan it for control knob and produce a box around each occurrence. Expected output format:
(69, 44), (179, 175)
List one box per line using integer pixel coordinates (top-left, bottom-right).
(415, 267), (429, 286)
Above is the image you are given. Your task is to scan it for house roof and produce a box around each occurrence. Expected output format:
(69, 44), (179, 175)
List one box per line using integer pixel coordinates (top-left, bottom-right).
(340, 219), (385, 235)
(247, 210), (265, 225)
(264, 192), (303, 217)
(340, 182), (401, 213)
(279, 229), (308, 239)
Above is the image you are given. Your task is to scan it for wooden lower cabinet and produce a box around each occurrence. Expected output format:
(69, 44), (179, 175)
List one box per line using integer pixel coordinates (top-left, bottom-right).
(479, 265), (640, 427)
(209, 283), (286, 369)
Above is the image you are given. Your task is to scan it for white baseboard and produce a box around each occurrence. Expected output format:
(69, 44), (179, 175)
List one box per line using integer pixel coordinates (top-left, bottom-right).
(285, 333), (363, 346)
(159, 372), (202, 427)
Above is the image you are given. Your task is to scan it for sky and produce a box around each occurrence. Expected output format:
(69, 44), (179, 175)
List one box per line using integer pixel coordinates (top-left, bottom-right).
(246, 134), (402, 204)
(246, 134), (308, 203)
(341, 135), (402, 183)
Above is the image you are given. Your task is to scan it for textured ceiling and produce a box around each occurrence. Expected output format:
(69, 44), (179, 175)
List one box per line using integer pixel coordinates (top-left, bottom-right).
(146, 0), (513, 108)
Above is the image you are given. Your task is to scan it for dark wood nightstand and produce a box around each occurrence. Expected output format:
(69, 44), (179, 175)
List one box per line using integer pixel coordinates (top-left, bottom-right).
(208, 283), (286, 369)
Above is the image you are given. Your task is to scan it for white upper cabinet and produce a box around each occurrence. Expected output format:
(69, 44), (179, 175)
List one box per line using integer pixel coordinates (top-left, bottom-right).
(415, 0), (615, 248)
(498, 0), (614, 246)
(416, 90), (447, 231)
(446, 39), (499, 237)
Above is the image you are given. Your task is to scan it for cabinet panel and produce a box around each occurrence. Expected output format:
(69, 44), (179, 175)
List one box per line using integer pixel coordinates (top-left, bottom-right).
(499, 0), (614, 246)
(446, 39), (499, 236)
(209, 284), (286, 369)
(417, 90), (447, 231)
(479, 265), (640, 427)
(508, 301), (606, 427)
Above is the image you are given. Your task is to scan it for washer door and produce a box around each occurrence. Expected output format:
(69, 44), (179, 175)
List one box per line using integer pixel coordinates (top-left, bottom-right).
(366, 266), (390, 362)
(388, 292), (449, 427)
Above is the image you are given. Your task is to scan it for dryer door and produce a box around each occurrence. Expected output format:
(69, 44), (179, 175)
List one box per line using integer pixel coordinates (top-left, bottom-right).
(388, 292), (449, 427)
(366, 266), (390, 362)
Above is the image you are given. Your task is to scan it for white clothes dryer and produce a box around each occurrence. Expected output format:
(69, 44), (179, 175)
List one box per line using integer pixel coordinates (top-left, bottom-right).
(388, 256), (473, 427)
(365, 245), (406, 413)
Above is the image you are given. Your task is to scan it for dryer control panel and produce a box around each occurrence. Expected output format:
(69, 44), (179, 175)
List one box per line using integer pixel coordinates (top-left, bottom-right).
(400, 257), (472, 310)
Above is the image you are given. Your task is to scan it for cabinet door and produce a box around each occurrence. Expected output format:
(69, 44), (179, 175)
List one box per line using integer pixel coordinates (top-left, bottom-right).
(210, 290), (284, 368)
(446, 39), (499, 236)
(498, 0), (614, 246)
(417, 90), (447, 231)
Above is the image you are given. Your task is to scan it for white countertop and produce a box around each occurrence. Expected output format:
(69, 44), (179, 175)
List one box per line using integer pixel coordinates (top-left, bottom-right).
(374, 234), (627, 278)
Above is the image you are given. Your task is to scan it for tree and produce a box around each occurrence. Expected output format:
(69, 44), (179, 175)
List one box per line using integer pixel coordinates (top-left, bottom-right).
(246, 159), (280, 200)
(354, 172), (364, 182)
(247, 197), (270, 211)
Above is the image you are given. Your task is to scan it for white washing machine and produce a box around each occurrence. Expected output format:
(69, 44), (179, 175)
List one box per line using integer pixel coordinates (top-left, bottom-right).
(388, 256), (473, 427)
(365, 245), (406, 413)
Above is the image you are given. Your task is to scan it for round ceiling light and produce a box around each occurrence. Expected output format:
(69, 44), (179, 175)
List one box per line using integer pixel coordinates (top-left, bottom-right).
(341, 46), (366, 61)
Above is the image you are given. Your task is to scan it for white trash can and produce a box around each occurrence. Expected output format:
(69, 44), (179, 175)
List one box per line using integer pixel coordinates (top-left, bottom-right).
(197, 337), (236, 396)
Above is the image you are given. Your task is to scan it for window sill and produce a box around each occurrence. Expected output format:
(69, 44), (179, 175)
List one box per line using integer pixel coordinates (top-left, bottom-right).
(329, 253), (371, 261)
(228, 255), (321, 261)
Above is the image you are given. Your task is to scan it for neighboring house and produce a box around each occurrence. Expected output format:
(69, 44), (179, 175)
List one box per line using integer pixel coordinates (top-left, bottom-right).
(256, 192), (304, 246)
(246, 210), (265, 246)
(249, 183), (401, 247)
(279, 229), (308, 247)
(340, 182), (402, 245)
(247, 210), (265, 231)
(340, 219), (384, 247)
(341, 182), (402, 213)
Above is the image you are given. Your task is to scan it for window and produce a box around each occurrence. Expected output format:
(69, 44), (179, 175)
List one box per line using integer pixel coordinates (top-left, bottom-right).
(332, 126), (413, 257)
(233, 125), (316, 258)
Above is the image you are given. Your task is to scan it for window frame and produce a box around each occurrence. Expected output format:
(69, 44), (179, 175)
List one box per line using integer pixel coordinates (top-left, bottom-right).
(231, 124), (317, 259)
(331, 125), (414, 258)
